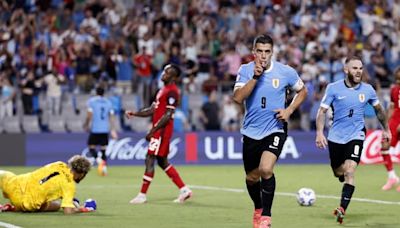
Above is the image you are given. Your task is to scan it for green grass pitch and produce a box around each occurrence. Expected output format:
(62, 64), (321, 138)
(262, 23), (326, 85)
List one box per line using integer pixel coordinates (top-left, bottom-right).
(1, 165), (400, 228)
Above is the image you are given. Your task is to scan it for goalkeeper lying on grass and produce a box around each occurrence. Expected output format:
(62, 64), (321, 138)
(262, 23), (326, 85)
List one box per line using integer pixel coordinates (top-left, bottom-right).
(0, 155), (96, 214)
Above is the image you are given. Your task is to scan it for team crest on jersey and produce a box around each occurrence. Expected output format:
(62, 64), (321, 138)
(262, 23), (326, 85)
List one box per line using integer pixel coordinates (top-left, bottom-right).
(359, 93), (365, 102)
(272, 79), (279, 88)
(168, 97), (176, 105)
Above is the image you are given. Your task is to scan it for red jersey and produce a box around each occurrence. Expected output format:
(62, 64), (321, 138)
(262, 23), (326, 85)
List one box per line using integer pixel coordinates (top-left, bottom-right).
(152, 83), (180, 139)
(390, 85), (400, 122)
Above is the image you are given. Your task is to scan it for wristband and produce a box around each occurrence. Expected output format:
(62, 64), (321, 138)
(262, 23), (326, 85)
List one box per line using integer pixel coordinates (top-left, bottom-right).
(253, 74), (261, 80)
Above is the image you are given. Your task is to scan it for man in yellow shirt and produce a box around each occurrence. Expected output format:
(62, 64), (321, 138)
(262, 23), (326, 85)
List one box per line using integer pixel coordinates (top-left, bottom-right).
(0, 155), (94, 214)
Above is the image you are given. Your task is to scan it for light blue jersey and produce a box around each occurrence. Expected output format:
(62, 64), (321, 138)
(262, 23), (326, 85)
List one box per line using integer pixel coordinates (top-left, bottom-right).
(234, 61), (304, 139)
(87, 96), (114, 133)
(320, 80), (379, 144)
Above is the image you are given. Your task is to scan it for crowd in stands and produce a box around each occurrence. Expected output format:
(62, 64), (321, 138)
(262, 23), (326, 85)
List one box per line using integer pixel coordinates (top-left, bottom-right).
(0, 0), (400, 133)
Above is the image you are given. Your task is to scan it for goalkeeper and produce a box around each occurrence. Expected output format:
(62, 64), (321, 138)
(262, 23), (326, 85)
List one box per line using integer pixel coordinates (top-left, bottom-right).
(0, 155), (95, 214)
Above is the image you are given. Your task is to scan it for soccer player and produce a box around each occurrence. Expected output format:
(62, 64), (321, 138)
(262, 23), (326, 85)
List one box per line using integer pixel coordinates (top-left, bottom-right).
(125, 64), (192, 204)
(315, 56), (391, 224)
(83, 86), (117, 176)
(380, 67), (400, 191)
(233, 34), (307, 228)
(0, 155), (94, 214)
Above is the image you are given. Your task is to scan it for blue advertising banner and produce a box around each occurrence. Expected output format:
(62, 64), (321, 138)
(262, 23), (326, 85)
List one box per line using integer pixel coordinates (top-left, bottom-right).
(26, 131), (329, 166)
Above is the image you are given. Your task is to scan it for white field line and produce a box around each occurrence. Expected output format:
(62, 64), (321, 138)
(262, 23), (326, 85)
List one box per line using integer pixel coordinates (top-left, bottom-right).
(0, 221), (22, 228)
(80, 184), (400, 205)
(188, 185), (400, 205)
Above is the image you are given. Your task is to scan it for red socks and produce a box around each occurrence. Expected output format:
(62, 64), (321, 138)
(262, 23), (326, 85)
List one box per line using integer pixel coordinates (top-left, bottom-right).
(164, 165), (185, 189)
(382, 154), (393, 171)
(140, 171), (154, 194)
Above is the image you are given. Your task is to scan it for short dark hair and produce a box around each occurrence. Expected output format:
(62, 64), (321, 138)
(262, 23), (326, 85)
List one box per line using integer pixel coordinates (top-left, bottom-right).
(168, 64), (181, 78)
(345, 56), (363, 64)
(253, 34), (274, 49)
(96, 86), (105, 96)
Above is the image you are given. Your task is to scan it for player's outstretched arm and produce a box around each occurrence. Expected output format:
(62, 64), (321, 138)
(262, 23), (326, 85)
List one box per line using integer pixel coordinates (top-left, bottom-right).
(315, 107), (328, 149)
(125, 103), (155, 119)
(63, 199), (97, 214)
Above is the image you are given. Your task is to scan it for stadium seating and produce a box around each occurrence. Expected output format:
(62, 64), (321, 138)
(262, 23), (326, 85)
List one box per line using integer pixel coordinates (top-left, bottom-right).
(2, 116), (21, 133)
(22, 115), (41, 133)
(48, 115), (67, 133)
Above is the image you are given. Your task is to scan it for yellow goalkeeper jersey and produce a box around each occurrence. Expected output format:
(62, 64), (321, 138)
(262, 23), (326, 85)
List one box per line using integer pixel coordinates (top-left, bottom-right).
(2, 161), (76, 211)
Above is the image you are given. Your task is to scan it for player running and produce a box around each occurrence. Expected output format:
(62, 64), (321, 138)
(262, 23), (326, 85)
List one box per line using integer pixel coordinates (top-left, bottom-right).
(315, 56), (391, 224)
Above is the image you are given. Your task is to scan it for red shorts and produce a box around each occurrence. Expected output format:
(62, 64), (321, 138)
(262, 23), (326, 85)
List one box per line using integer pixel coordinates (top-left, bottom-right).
(389, 119), (400, 147)
(147, 136), (170, 157)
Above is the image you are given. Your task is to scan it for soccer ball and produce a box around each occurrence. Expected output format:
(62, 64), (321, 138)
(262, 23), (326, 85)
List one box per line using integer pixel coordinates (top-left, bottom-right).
(296, 188), (316, 206)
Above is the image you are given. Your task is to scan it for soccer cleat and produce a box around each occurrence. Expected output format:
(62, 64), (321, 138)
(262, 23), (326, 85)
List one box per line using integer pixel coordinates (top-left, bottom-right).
(97, 160), (107, 176)
(173, 188), (193, 203)
(333, 207), (345, 224)
(0, 203), (15, 212)
(129, 193), (147, 204)
(381, 177), (399, 190)
(259, 216), (272, 228)
(252, 208), (262, 228)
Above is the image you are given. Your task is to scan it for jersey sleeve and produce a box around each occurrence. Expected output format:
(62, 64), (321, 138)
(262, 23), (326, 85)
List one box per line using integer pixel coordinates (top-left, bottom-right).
(320, 84), (334, 109)
(166, 90), (179, 110)
(368, 86), (380, 106)
(287, 67), (304, 92)
(234, 65), (250, 89)
(87, 99), (93, 113)
(60, 181), (76, 208)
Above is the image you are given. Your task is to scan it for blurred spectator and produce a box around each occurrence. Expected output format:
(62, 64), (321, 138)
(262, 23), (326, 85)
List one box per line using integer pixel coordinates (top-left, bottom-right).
(174, 107), (190, 133)
(133, 46), (152, 106)
(0, 0), (399, 132)
(200, 90), (220, 131)
(0, 77), (15, 119)
(41, 70), (65, 116)
(299, 73), (314, 131)
(20, 71), (36, 115)
(367, 53), (392, 89)
(74, 48), (93, 93)
(221, 95), (240, 132)
(331, 55), (345, 82)
(115, 51), (134, 94)
(310, 76), (329, 130)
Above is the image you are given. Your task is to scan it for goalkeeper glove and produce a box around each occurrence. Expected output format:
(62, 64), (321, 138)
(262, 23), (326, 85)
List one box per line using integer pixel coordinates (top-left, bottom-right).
(81, 199), (97, 212)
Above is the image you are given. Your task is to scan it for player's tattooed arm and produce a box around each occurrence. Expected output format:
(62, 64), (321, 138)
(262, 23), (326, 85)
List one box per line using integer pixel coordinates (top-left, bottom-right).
(315, 107), (328, 149)
(373, 104), (389, 131)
